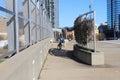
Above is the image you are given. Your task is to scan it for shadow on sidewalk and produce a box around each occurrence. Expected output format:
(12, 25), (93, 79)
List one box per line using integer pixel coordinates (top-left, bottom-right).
(49, 48), (72, 57)
(48, 48), (112, 68)
(48, 48), (87, 64)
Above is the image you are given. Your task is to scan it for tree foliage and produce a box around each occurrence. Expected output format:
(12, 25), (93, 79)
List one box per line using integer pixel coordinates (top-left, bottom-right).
(74, 16), (93, 46)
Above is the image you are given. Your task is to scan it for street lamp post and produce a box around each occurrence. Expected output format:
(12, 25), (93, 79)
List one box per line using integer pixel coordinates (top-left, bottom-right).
(89, 0), (95, 12)
(89, 4), (92, 12)
(114, 24), (116, 40)
(89, 0), (96, 52)
(114, 0), (116, 40)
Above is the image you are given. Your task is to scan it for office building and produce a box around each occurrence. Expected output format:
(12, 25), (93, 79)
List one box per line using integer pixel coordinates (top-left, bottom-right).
(107, 0), (120, 31)
(45, 0), (59, 28)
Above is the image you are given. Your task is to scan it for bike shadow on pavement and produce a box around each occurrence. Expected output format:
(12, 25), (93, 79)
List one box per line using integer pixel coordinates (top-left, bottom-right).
(48, 48), (72, 57)
(48, 48), (87, 64)
(48, 48), (114, 67)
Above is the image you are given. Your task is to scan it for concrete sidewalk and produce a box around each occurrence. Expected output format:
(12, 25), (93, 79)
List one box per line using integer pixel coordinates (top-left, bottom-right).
(39, 40), (120, 80)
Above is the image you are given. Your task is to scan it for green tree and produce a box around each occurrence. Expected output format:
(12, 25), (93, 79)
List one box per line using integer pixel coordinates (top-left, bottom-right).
(74, 16), (93, 46)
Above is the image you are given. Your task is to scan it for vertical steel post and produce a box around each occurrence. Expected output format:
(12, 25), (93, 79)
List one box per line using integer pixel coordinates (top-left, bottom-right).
(39, 0), (42, 41)
(114, 0), (116, 40)
(15, 0), (19, 53)
(93, 11), (96, 53)
(28, 0), (32, 45)
(35, 0), (38, 42)
(27, 0), (30, 46)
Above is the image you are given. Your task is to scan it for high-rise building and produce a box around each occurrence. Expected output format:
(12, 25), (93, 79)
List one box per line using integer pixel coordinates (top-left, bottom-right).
(45, 0), (59, 28)
(107, 0), (120, 31)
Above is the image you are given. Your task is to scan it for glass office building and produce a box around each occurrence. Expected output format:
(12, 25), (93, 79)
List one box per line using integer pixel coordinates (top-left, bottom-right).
(107, 0), (120, 31)
(47, 0), (59, 28)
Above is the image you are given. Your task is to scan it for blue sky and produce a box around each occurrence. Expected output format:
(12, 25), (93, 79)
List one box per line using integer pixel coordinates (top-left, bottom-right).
(0, 0), (6, 17)
(59, 0), (107, 28)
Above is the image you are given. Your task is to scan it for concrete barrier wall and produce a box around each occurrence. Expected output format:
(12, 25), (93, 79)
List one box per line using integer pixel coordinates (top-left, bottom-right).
(0, 38), (51, 80)
(73, 44), (104, 65)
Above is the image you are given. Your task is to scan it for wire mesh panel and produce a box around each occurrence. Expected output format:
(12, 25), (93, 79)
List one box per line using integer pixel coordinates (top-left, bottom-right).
(0, 14), (8, 56)
(0, 0), (15, 56)
(0, 0), (53, 57)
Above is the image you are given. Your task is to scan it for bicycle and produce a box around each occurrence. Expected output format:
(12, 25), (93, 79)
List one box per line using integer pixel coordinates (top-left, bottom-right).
(57, 42), (62, 50)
